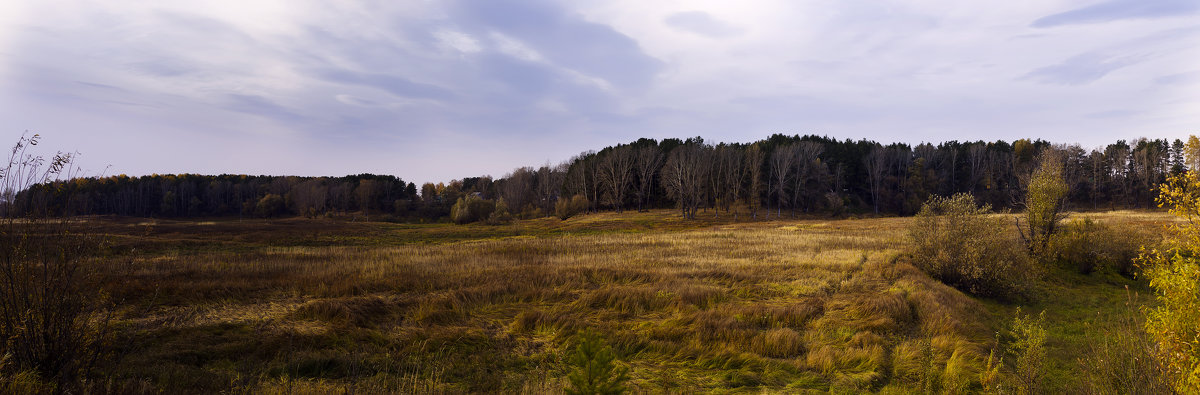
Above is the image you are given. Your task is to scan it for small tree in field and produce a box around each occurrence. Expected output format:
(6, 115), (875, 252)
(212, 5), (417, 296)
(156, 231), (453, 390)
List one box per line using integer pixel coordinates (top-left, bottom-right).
(1010, 309), (1047, 395)
(565, 329), (628, 395)
(1021, 150), (1068, 254)
(1138, 170), (1200, 393)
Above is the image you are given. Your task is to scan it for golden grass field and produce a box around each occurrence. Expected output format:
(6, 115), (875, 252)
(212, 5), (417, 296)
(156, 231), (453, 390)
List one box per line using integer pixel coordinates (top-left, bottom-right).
(82, 209), (1171, 393)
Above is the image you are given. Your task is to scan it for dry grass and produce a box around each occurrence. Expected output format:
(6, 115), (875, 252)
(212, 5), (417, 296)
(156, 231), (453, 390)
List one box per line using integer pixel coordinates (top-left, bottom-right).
(68, 209), (1172, 393)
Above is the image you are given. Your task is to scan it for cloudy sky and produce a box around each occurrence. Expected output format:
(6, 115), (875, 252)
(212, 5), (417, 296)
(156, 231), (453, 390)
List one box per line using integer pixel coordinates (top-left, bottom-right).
(1, 1), (1197, 184)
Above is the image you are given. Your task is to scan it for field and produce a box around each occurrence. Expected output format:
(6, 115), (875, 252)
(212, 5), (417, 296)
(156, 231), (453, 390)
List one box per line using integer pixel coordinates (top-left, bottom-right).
(79, 210), (1168, 393)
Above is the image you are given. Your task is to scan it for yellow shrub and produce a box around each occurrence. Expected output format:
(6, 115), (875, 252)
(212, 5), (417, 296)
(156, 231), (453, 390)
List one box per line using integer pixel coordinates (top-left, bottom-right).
(908, 193), (1032, 298)
(1138, 171), (1200, 393)
(1048, 218), (1146, 275)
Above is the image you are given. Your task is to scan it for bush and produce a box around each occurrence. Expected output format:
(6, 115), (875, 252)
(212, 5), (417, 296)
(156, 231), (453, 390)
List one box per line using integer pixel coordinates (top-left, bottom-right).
(450, 194), (495, 224)
(1138, 170), (1200, 393)
(556, 194), (589, 220)
(255, 193), (286, 218)
(485, 198), (514, 225)
(1047, 218), (1145, 275)
(908, 193), (1032, 298)
(1010, 308), (1047, 395)
(0, 134), (110, 390)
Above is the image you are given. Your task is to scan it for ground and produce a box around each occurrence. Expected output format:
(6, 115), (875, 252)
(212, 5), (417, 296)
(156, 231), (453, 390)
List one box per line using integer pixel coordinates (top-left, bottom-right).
(79, 209), (1169, 393)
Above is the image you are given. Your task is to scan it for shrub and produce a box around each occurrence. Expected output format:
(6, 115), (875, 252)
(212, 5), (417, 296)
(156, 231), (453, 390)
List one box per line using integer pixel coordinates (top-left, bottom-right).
(556, 194), (589, 220)
(450, 194), (495, 224)
(1138, 170), (1200, 393)
(908, 193), (1032, 298)
(565, 329), (629, 395)
(1047, 218), (1145, 275)
(0, 134), (110, 390)
(486, 198), (514, 225)
(1010, 308), (1047, 395)
(255, 193), (286, 218)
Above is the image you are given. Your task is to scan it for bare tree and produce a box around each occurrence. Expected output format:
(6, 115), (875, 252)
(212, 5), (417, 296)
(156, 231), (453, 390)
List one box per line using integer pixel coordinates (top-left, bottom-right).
(355, 179), (378, 218)
(1089, 149), (1103, 209)
(633, 146), (663, 212)
(564, 152), (592, 203)
(744, 143), (765, 219)
(291, 178), (328, 217)
(1105, 144), (1131, 207)
(892, 146), (913, 198)
(501, 166), (536, 215)
(587, 156), (603, 213)
(790, 141), (824, 216)
(535, 163), (566, 216)
(769, 145), (797, 218)
(596, 145), (635, 212)
(864, 146), (887, 214)
(563, 152), (604, 214)
(662, 144), (710, 219)
(714, 144), (744, 217)
(968, 144), (987, 193)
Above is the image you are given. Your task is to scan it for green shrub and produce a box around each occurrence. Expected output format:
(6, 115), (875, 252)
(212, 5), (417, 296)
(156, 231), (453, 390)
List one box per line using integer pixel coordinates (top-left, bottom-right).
(255, 193), (286, 218)
(565, 329), (629, 395)
(556, 194), (589, 220)
(908, 193), (1032, 298)
(1010, 308), (1047, 395)
(450, 194), (495, 224)
(485, 198), (514, 225)
(1047, 218), (1145, 275)
(980, 308), (1051, 394)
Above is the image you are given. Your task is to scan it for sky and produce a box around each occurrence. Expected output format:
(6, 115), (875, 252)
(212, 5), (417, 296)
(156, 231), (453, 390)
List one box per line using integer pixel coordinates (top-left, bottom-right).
(1, 0), (1198, 184)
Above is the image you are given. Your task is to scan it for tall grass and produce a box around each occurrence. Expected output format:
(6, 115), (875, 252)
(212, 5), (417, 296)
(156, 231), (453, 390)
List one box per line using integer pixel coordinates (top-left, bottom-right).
(75, 211), (1008, 392)
(65, 208), (1175, 393)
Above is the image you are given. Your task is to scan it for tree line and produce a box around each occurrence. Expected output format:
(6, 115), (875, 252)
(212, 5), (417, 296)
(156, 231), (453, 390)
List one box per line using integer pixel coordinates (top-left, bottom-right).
(10, 134), (1198, 221)
(6, 173), (418, 219)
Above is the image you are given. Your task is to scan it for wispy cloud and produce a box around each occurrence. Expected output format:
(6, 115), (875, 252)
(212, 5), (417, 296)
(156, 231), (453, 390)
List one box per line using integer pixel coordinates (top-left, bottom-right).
(1023, 52), (1146, 85)
(317, 69), (456, 101)
(448, 0), (664, 90)
(665, 11), (744, 38)
(1032, 0), (1200, 28)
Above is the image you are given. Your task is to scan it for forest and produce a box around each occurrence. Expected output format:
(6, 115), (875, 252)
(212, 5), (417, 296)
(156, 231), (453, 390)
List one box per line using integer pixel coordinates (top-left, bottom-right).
(11, 134), (1197, 222)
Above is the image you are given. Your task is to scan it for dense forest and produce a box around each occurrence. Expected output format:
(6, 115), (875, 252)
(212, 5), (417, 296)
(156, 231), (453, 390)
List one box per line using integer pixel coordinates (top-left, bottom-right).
(11, 134), (1197, 221)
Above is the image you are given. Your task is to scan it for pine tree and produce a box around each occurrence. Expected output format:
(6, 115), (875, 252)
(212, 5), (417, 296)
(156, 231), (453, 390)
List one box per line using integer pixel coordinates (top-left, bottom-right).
(566, 329), (629, 395)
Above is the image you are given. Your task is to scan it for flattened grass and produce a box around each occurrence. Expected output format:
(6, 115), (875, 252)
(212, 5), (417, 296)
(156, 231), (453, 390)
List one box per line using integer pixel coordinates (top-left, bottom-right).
(79, 210), (1168, 393)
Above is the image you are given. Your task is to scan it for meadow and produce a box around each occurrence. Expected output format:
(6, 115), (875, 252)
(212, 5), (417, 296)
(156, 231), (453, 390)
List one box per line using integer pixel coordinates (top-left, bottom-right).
(77, 209), (1167, 393)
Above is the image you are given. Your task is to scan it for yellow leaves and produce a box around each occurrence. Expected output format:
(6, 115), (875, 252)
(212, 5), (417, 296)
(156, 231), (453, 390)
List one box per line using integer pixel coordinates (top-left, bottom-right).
(1140, 168), (1200, 393)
